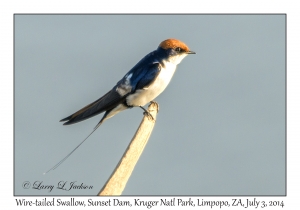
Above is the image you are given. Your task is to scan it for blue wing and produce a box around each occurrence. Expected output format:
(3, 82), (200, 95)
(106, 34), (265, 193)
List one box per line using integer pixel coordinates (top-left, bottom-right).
(60, 51), (162, 125)
(135, 62), (161, 90)
(116, 61), (161, 94)
(60, 89), (126, 125)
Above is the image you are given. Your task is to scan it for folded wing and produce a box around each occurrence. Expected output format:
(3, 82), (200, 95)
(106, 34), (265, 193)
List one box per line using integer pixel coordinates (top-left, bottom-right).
(60, 90), (126, 125)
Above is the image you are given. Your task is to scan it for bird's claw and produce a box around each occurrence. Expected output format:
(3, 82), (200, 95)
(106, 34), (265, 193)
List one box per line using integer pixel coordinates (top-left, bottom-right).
(143, 111), (155, 121)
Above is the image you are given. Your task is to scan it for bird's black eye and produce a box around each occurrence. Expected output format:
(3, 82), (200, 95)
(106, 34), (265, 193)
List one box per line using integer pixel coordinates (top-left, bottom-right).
(175, 47), (182, 52)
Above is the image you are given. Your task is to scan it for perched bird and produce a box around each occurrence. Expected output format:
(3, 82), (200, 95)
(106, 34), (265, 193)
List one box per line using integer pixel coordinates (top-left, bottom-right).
(44, 38), (195, 174)
(61, 38), (195, 127)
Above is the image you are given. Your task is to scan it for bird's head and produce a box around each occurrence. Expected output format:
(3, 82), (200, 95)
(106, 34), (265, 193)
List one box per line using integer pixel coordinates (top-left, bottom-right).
(158, 38), (195, 64)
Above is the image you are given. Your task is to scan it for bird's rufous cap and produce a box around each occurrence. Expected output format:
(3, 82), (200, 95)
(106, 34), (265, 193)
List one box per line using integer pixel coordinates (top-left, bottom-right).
(159, 38), (195, 54)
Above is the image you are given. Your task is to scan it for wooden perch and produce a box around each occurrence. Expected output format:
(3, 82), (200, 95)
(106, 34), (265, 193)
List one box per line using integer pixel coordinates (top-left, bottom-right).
(98, 102), (159, 196)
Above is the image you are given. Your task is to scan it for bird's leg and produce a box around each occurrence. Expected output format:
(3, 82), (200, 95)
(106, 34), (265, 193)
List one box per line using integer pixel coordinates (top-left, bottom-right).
(139, 106), (155, 121)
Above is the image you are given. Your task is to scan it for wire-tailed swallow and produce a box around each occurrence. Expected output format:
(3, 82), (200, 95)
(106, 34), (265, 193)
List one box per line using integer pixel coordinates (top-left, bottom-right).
(44, 38), (195, 174)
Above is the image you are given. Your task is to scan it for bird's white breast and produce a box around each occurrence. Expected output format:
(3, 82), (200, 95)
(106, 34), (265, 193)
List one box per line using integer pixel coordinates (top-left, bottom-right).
(126, 61), (177, 106)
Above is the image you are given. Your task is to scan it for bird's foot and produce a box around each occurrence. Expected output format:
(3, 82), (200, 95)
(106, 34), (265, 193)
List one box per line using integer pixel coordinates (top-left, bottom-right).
(144, 110), (155, 121)
(139, 106), (155, 121)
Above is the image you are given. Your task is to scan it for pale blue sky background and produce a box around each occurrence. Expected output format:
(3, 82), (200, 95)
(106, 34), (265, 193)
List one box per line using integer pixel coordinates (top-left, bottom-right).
(14, 14), (285, 195)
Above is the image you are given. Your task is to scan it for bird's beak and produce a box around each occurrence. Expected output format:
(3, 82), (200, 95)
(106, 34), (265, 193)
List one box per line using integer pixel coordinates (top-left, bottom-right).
(187, 51), (196, 54)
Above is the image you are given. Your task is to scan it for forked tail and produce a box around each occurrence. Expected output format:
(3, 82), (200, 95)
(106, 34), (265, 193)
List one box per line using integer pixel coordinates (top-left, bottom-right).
(43, 121), (103, 175)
